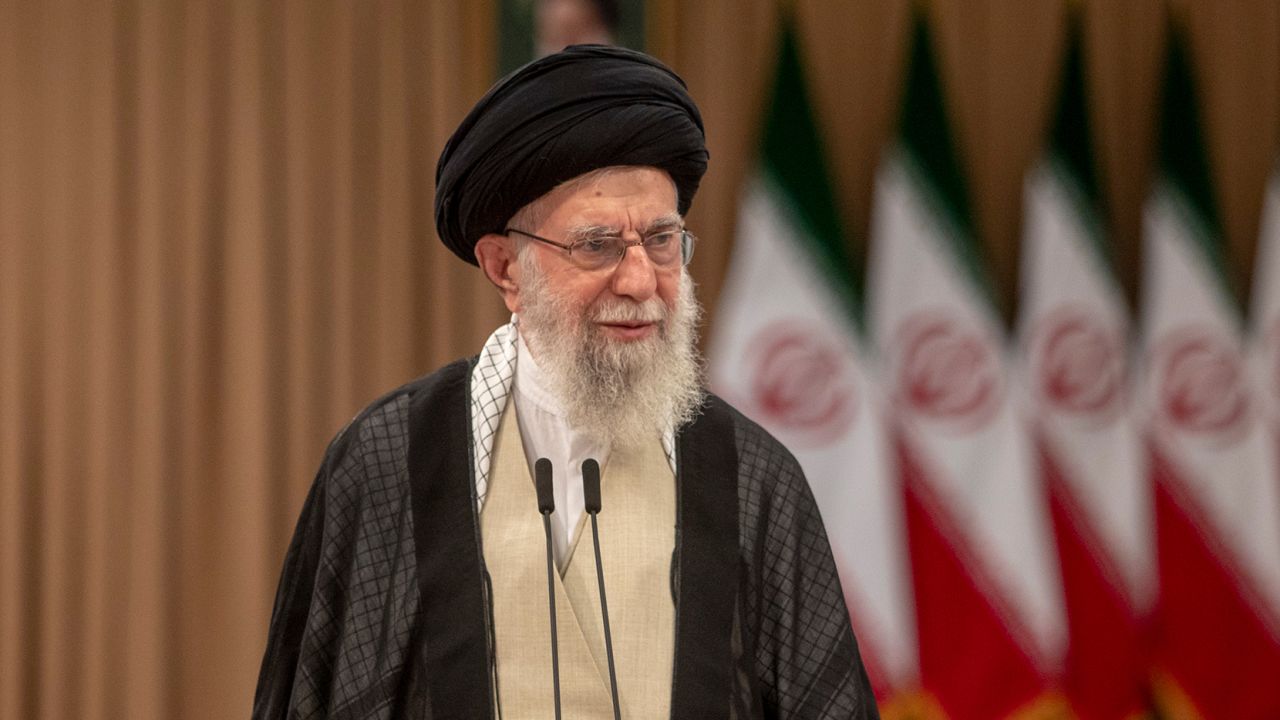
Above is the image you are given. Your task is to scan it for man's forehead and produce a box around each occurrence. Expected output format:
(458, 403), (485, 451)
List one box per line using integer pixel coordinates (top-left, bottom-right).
(541, 166), (678, 225)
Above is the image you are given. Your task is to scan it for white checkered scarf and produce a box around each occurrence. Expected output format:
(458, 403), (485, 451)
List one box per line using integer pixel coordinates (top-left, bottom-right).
(469, 319), (678, 510)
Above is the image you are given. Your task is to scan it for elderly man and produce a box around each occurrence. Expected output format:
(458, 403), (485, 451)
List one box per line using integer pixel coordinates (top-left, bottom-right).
(253, 45), (878, 719)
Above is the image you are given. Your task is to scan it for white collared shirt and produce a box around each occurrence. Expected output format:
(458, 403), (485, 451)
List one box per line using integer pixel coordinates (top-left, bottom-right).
(513, 331), (610, 569)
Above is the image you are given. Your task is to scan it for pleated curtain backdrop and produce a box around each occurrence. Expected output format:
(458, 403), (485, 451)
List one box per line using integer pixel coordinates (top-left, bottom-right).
(3, 0), (1280, 718)
(0, 1), (502, 718)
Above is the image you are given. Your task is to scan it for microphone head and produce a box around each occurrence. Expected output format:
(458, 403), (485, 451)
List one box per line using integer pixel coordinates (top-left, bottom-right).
(534, 458), (555, 514)
(582, 458), (602, 514)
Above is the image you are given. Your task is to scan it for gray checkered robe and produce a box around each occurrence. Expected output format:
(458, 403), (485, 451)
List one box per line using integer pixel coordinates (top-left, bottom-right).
(253, 326), (879, 720)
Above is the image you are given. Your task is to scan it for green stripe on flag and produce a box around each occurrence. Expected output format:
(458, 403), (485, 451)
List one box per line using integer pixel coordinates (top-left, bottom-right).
(897, 11), (996, 309)
(1049, 9), (1109, 265)
(760, 17), (863, 327)
(1157, 21), (1239, 311)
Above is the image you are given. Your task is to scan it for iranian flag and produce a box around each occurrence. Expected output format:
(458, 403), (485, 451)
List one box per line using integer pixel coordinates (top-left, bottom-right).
(707, 21), (918, 710)
(1142, 25), (1280, 718)
(1017, 14), (1153, 720)
(866, 14), (1067, 718)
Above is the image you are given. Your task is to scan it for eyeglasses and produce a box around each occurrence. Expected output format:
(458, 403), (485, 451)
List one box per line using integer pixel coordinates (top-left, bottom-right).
(504, 226), (697, 271)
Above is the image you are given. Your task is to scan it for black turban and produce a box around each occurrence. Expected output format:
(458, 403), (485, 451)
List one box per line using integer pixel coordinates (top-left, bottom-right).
(434, 44), (709, 265)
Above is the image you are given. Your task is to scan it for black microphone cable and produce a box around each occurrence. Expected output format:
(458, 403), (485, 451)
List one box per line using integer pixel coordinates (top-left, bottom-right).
(533, 458), (563, 720)
(582, 458), (622, 720)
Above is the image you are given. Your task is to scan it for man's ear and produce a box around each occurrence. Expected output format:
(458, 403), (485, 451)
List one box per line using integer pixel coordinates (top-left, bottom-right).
(474, 233), (522, 313)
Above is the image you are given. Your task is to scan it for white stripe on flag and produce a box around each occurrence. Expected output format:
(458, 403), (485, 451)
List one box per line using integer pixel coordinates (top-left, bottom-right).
(869, 148), (1066, 666)
(1019, 159), (1152, 610)
(1143, 184), (1280, 633)
(709, 175), (917, 690)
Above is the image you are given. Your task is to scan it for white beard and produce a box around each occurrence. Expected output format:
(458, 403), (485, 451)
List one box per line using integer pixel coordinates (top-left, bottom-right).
(516, 256), (705, 449)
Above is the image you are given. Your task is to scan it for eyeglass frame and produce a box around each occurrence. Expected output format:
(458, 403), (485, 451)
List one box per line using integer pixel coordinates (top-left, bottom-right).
(503, 226), (697, 270)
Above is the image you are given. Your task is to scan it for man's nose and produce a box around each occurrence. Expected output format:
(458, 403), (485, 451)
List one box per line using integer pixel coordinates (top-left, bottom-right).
(608, 244), (658, 301)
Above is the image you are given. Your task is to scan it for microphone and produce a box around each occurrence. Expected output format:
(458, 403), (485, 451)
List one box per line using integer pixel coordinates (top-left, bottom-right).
(534, 458), (562, 720)
(535, 457), (556, 515)
(582, 458), (621, 720)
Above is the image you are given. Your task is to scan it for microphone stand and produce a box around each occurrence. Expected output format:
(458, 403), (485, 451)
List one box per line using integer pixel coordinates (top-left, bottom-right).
(534, 458), (563, 720)
(582, 458), (621, 720)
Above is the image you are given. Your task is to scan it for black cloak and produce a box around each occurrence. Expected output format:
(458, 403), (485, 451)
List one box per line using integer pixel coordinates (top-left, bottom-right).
(252, 359), (880, 719)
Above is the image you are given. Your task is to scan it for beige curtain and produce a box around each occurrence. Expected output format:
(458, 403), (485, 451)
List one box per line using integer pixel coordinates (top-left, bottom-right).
(2, 1), (1277, 718)
(0, 1), (502, 718)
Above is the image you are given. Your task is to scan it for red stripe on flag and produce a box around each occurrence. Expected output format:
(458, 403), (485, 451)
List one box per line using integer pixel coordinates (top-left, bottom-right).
(1040, 442), (1151, 720)
(897, 434), (1050, 719)
(1152, 448), (1280, 718)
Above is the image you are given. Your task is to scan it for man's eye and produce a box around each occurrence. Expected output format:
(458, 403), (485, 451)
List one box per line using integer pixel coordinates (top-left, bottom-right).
(645, 231), (677, 248)
(577, 237), (616, 255)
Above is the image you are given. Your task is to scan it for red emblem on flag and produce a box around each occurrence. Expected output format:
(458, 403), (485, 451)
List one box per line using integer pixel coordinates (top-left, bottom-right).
(893, 311), (1001, 431)
(746, 321), (858, 447)
(1030, 308), (1125, 423)
(1152, 327), (1250, 441)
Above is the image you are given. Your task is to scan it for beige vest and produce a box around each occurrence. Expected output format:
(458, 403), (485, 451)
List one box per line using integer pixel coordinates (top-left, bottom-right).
(481, 402), (676, 719)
